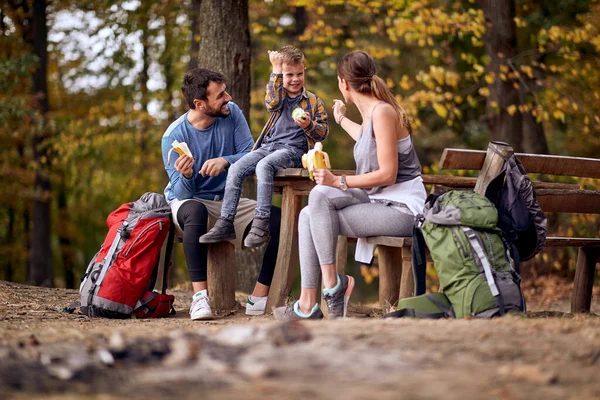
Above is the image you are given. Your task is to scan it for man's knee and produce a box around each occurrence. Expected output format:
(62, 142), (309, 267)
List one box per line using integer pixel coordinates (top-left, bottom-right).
(177, 201), (209, 227)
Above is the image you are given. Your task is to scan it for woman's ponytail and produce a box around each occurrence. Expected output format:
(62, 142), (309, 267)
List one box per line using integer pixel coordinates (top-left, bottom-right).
(371, 75), (411, 133)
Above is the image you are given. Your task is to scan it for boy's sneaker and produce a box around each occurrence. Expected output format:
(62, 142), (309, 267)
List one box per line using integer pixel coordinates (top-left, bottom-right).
(245, 295), (267, 316)
(243, 218), (270, 248)
(199, 218), (236, 244)
(189, 291), (213, 320)
(273, 301), (324, 321)
(323, 273), (355, 319)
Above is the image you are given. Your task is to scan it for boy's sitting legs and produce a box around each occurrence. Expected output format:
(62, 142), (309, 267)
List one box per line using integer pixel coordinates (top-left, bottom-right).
(200, 149), (268, 244)
(244, 147), (301, 248)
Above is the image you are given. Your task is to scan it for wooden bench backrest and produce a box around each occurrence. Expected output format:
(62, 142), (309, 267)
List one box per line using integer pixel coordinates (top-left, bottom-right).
(439, 148), (600, 179)
(438, 147), (600, 214)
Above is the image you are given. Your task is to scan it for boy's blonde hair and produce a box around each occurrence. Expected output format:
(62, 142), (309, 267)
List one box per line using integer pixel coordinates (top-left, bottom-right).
(279, 45), (304, 66)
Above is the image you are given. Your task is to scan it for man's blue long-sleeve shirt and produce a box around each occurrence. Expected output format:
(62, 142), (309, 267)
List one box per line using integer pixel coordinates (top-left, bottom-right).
(162, 102), (254, 202)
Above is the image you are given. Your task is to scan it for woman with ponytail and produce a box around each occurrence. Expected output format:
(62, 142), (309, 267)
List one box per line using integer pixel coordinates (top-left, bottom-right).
(274, 51), (426, 321)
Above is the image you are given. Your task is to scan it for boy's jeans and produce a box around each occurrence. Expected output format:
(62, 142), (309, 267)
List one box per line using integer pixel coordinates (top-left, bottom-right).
(221, 145), (301, 221)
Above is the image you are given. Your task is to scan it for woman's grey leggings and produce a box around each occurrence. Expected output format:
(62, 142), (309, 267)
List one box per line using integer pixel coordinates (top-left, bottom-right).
(299, 185), (415, 289)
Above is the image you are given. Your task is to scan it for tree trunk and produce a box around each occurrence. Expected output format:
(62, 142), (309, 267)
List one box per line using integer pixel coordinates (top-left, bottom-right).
(196, 0), (258, 292)
(478, 0), (522, 151)
(197, 0), (251, 119)
(28, 0), (52, 287)
(58, 175), (75, 288)
(187, 0), (201, 72)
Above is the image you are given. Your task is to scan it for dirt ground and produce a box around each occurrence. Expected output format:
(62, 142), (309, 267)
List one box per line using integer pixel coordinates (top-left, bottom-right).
(1, 279), (599, 400)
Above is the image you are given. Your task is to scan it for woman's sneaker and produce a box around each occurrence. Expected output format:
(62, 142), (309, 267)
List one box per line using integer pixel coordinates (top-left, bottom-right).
(189, 291), (213, 320)
(245, 295), (267, 315)
(322, 273), (355, 319)
(273, 301), (324, 321)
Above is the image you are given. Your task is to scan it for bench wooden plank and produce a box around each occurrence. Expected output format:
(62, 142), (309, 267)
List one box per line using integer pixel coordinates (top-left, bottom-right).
(439, 148), (600, 179)
(545, 237), (600, 247)
(536, 190), (600, 214)
(367, 236), (411, 247)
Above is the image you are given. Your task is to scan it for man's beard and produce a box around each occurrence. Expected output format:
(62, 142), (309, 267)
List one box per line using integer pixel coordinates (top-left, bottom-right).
(204, 103), (230, 118)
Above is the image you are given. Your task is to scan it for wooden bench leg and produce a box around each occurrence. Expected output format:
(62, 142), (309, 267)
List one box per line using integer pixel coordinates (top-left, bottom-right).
(400, 246), (414, 299)
(207, 242), (236, 311)
(571, 247), (599, 313)
(378, 245), (402, 310)
(265, 187), (302, 311)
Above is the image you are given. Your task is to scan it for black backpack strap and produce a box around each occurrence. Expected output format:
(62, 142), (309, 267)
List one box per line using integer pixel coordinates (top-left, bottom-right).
(384, 308), (448, 319)
(160, 219), (175, 294)
(412, 220), (427, 296)
(424, 294), (456, 318)
(384, 295), (455, 319)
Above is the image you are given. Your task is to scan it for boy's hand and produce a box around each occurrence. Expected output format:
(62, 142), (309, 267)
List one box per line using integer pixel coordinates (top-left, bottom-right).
(174, 154), (194, 179)
(199, 157), (229, 177)
(268, 50), (283, 74)
(332, 99), (346, 124)
(294, 111), (311, 129)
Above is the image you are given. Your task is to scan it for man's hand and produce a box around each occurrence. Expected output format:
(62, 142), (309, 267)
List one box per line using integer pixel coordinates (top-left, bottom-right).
(199, 157), (229, 177)
(294, 112), (311, 129)
(174, 154), (194, 179)
(268, 50), (283, 74)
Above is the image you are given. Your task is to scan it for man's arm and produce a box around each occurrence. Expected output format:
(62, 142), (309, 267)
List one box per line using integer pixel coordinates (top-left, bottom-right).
(304, 97), (329, 142)
(222, 104), (254, 166)
(162, 136), (196, 199)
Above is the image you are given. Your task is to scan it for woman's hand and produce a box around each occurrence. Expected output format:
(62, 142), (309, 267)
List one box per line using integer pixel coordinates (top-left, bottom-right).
(312, 168), (341, 187)
(332, 99), (346, 124)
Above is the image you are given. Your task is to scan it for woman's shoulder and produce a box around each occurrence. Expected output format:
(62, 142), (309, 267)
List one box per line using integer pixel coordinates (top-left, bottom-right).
(372, 102), (397, 119)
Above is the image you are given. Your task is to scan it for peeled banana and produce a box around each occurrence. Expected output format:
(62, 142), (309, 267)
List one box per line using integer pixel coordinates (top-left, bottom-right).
(301, 142), (331, 180)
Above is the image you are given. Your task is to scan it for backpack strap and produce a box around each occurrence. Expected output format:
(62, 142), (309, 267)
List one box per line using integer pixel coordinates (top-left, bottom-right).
(384, 294), (455, 319)
(96, 221), (129, 287)
(412, 217), (427, 296)
(461, 227), (506, 316)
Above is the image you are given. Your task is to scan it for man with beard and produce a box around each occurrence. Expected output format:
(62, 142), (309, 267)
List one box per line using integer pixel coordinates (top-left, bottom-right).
(162, 68), (281, 320)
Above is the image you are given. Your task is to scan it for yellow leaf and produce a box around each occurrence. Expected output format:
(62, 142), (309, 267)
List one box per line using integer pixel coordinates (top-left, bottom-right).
(552, 109), (565, 123)
(432, 103), (448, 118)
(507, 105), (517, 116)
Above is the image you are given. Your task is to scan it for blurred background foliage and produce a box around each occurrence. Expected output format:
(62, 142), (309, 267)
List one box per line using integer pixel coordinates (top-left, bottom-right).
(0, 0), (598, 294)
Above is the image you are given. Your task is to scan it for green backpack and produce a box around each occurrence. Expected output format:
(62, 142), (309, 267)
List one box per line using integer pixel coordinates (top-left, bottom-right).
(386, 191), (525, 319)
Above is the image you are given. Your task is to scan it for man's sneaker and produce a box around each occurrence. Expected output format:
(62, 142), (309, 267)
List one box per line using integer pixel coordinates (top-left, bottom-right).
(199, 218), (235, 244)
(323, 273), (355, 319)
(273, 301), (324, 321)
(189, 292), (213, 320)
(243, 218), (270, 248)
(245, 295), (267, 316)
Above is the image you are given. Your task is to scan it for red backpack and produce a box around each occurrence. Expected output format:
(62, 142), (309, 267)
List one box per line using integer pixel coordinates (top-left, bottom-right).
(79, 192), (175, 319)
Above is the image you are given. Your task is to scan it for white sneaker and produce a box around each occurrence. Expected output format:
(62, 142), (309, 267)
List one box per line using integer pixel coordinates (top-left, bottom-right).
(189, 292), (213, 320)
(245, 295), (267, 316)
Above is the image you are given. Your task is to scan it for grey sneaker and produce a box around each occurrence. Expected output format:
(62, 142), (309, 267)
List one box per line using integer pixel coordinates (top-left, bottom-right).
(243, 218), (270, 248)
(199, 218), (235, 244)
(273, 301), (324, 321)
(323, 274), (355, 319)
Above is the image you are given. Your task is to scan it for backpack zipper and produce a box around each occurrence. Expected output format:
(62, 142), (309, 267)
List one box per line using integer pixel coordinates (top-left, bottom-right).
(122, 220), (163, 257)
(450, 227), (469, 259)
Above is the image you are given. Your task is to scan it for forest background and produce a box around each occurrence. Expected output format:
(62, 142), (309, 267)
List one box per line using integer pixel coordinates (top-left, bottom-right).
(1, 0), (599, 301)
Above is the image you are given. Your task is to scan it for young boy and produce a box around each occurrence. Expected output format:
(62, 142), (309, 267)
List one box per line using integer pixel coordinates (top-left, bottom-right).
(199, 45), (328, 248)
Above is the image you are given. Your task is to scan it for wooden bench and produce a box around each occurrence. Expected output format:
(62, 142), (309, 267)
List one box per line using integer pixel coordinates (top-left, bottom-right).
(368, 142), (600, 313)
